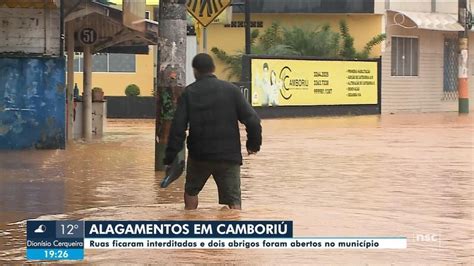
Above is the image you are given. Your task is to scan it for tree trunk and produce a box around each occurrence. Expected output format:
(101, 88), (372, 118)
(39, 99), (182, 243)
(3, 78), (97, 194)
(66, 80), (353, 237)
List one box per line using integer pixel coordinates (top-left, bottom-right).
(155, 0), (187, 171)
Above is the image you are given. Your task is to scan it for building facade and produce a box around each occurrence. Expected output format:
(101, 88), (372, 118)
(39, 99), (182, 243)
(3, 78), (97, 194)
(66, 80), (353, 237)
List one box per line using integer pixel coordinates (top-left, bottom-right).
(72, 2), (197, 97)
(71, 4), (156, 97)
(375, 0), (474, 113)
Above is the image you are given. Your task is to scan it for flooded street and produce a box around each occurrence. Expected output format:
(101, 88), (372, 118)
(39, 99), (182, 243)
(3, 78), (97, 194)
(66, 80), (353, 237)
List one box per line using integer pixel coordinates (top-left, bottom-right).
(0, 113), (473, 264)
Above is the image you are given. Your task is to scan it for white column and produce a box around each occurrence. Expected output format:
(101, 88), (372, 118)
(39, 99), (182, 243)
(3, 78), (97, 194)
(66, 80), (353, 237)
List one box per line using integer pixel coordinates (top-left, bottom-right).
(66, 22), (75, 141)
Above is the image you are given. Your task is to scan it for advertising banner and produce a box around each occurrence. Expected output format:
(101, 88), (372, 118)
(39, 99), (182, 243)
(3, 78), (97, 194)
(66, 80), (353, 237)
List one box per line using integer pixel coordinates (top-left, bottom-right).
(251, 58), (379, 107)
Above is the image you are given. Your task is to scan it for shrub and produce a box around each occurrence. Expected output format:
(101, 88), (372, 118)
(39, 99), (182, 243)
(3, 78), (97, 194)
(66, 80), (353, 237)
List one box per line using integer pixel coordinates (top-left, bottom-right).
(125, 84), (140, 96)
(92, 87), (103, 93)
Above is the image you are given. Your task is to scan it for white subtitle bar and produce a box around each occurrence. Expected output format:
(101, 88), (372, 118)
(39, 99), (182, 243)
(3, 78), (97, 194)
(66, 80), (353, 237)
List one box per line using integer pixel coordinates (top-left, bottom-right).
(85, 238), (407, 249)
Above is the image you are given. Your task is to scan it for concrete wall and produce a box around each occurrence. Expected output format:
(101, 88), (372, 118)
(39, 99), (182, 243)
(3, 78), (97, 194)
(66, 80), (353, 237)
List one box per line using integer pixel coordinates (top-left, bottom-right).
(106, 96), (155, 118)
(0, 57), (65, 149)
(73, 101), (106, 139)
(0, 7), (60, 55)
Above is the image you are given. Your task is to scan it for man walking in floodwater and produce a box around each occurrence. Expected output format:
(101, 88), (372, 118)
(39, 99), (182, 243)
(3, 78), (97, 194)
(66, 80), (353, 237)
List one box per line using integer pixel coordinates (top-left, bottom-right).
(164, 53), (262, 210)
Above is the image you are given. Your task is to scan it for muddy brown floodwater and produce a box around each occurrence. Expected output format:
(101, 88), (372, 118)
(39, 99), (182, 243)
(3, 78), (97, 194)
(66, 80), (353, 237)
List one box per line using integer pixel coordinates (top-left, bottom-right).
(0, 113), (473, 264)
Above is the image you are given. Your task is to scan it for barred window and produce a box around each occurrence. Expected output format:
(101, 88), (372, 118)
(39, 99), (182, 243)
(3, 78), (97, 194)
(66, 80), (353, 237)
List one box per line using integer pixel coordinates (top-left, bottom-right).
(391, 37), (419, 76)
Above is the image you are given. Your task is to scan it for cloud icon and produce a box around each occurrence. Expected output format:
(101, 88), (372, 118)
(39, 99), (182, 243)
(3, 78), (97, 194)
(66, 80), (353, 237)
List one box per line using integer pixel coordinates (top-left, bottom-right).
(34, 225), (46, 233)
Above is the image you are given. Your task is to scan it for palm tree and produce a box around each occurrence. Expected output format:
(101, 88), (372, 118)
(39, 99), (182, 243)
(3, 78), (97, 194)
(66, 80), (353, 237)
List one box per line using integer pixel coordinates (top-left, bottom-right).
(210, 48), (245, 80)
(211, 29), (261, 80)
(212, 20), (386, 80)
(357, 33), (386, 59)
(252, 21), (340, 57)
(212, 23), (341, 79)
(274, 24), (340, 57)
(339, 19), (386, 59)
(258, 22), (284, 51)
(339, 20), (356, 59)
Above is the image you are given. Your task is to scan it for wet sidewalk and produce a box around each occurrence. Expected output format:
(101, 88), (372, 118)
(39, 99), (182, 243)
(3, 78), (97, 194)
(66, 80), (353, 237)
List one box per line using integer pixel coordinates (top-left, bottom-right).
(0, 113), (473, 264)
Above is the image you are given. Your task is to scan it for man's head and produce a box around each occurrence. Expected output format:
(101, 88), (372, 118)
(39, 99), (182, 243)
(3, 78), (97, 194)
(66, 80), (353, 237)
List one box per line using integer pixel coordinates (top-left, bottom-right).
(192, 53), (215, 79)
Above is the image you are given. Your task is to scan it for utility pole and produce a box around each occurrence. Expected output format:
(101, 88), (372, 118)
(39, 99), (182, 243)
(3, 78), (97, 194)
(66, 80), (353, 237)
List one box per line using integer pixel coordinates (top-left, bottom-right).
(244, 0), (251, 54)
(458, 0), (469, 113)
(203, 27), (208, 53)
(155, 0), (187, 171)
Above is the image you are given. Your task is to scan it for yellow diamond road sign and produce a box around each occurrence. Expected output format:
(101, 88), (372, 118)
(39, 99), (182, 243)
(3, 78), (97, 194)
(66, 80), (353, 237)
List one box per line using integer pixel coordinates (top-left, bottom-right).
(187, 0), (232, 27)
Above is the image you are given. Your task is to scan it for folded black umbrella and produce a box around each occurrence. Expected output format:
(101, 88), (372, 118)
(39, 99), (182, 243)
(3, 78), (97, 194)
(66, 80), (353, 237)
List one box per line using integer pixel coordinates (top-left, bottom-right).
(160, 157), (185, 188)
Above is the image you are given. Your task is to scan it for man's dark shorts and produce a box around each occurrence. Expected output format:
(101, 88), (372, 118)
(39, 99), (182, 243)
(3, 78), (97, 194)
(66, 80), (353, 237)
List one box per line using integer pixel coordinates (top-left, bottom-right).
(185, 157), (241, 206)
